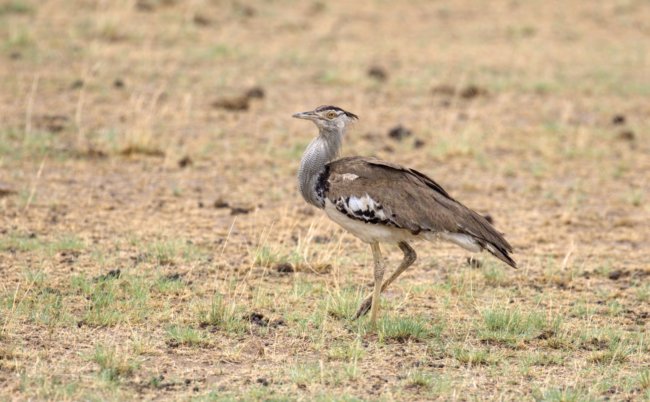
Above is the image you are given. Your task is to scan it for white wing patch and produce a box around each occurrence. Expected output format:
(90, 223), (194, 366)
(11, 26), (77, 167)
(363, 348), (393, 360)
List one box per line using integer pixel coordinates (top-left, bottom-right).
(340, 173), (359, 181)
(333, 193), (392, 224)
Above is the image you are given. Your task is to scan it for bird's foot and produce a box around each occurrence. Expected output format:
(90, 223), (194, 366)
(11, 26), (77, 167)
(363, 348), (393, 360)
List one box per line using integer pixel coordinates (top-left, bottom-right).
(353, 297), (372, 320)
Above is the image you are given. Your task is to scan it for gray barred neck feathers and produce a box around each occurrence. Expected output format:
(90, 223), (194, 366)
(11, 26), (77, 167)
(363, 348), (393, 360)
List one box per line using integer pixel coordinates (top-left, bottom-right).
(297, 127), (344, 208)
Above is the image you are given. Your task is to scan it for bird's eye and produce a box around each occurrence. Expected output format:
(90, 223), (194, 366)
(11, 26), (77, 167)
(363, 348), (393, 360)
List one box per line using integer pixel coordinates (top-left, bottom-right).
(326, 111), (337, 119)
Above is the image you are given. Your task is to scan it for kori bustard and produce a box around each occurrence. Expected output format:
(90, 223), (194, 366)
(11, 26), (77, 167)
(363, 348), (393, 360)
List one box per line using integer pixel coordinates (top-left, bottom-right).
(293, 105), (516, 324)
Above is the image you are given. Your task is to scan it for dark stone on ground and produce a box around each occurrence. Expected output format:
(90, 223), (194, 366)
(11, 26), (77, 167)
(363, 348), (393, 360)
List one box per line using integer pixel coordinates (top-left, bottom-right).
(608, 270), (625, 280)
(178, 156), (193, 168)
(247, 312), (269, 327)
(212, 96), (249, 111)
(431, 84), (456, 96)
(193, 14), (211, 26)
(275, 262), (294, 273)
(94, 269), (121, 282)
(617, 130), (635, 141)
(413, 139), (425, 149)
(388, 125), (412, 141)
(213, 198), (229, 209)
(230, 205), (254, 215)
(245, 87), (265, 99)
(460, 85), (488, 99)
(163, 273), (182, 281)
(612, 114), (626, 125)
(367, 66), (388, 81)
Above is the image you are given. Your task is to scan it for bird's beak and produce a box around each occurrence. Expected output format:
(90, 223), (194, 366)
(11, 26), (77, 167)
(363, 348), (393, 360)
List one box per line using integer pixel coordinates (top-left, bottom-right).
(292, 111), (316, 120)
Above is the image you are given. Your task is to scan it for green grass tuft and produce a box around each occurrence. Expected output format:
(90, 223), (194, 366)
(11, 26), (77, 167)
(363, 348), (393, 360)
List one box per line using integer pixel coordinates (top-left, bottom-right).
(326, 287), (363, 321)
(0, 1), (34, 15)
(479, 308), (558, 346)
(453, 347), (497, 367)
(327, 338), (365, 362)
(376, 316), (440, 343)
(197, 294), (246, 334)
(533, 386), (587, 402)
(89, 345), (140, 383)
(0, 232), (84, 255)
(167, 325), (208, 347)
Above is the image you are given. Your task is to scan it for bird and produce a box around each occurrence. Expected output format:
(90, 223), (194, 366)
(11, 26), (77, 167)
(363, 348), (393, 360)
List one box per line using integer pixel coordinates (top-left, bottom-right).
(293, 105), (516, 325)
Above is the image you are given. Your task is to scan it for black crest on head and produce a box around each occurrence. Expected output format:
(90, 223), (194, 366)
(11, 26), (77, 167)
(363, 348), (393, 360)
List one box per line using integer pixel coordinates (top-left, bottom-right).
(315, 105), (359, 120)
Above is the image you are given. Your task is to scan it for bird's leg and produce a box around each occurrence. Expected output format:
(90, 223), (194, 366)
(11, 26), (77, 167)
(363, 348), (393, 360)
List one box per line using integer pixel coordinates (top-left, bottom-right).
(369, 242), (385, 326)
(354, 241), (417, 319)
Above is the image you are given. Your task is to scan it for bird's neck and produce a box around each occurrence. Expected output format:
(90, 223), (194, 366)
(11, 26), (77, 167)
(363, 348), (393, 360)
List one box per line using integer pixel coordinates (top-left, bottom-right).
(298, 128), (343, 208)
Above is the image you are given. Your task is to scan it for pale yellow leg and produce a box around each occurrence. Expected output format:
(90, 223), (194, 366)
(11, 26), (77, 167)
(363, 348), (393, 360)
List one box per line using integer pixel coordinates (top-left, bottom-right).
(354, 242), (417, 319)
(369, 242), (385, 326)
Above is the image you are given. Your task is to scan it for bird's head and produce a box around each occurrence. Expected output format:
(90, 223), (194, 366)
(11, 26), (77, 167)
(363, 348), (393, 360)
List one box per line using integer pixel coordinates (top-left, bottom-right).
(292, 105), (358, 133)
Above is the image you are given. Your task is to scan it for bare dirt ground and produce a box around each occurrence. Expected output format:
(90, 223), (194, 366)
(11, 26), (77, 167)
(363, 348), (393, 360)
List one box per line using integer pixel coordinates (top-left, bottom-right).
(1, 0), (649, 400)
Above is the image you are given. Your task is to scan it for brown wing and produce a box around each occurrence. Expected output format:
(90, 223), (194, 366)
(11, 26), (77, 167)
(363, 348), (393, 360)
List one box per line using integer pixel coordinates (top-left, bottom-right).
(326, 156), (516, 267)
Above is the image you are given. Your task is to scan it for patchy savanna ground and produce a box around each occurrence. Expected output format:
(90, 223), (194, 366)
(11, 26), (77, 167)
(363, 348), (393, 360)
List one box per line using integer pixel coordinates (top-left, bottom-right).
(1, 0), (649, 400)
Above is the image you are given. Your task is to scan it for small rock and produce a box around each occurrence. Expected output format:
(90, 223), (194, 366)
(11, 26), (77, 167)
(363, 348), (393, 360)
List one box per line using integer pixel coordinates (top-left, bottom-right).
(275, 262), (294, 273)
(212, 96), (249, 111)
(234, 3), (256, 17)
(213, 198), (229, 209)
(35, 114), (68, 133)
(413, 139), (425, 149)
(611, 114), (626, 125)
(536, 330), (555, 340)
(460, 85), (488, 99)
(245, 86), (265, 99)
(313, 235), (330, 244)
(431, 84), (456, 96)
(70, 79), (84, 89)
(270, 318), (286, 328)
(80, 147), (108, 159)
(247, 312), (269, 327)
(94, 269), (121, 282)
(230, 205), (254, 215)
(163, 273), (182, 281)
(193, 14), (211, 26)
(120, 146), (165, 157)
(212, 87), (265, 111)
(388, 125), (412, 141)
(178, 156), (193, 168)
(367, 66), (388, 81)
(617, 130), (635, 141)
(608, 270), (623, 280)
(0, 183), (17, 198)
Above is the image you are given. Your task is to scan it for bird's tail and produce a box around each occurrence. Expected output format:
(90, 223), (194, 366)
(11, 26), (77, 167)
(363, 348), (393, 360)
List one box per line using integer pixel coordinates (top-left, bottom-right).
(434, 230), (517, 269)
(430, 207), (517, 268)
(482, 241), (517, 268)
(463, 211), (517, 268)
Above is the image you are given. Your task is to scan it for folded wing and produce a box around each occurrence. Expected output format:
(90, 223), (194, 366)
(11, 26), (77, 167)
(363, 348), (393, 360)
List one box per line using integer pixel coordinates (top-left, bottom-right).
(325, 157), (516, 268)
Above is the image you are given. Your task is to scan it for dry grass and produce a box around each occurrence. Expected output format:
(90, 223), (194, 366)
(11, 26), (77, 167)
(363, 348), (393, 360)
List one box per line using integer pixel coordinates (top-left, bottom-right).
(1, 0), (649, 400)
